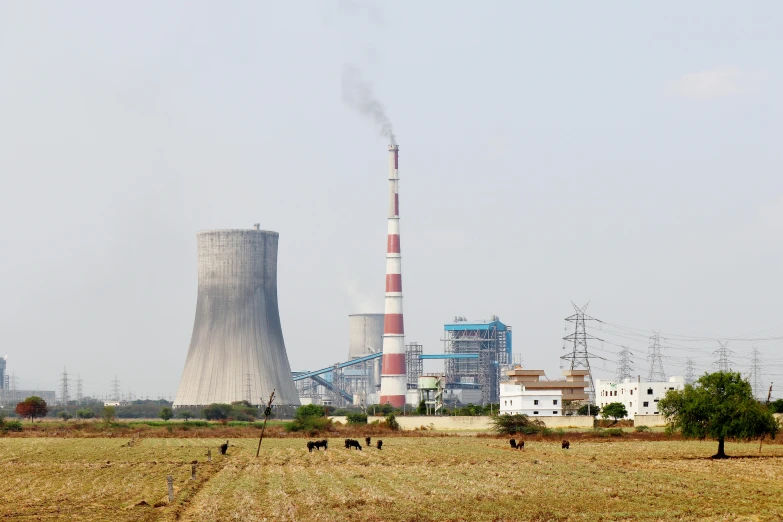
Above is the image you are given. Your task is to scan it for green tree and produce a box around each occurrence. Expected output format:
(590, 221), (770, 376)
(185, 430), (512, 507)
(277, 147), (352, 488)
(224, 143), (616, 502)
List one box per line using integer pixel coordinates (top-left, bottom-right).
(179, 411), (194, 421)
(15, 396), (48, 423)
(75, 408), (95, 419)
(658, 371), (780, 459)
(102, 406), (116, 424)
(295, 404), (327, 420)
(346, 412), (368, 425)
(385, 413), (400, 431)
(416, 400), (426, 415)
(202, 403), (233, 421)
(58, 411), (73, 421)
(158, 407), (173, 421)
(601, 402), (628, 423)
(770, 399), (783, 414)
(490, 414), (545, 435)
(578, 404), (601, 416)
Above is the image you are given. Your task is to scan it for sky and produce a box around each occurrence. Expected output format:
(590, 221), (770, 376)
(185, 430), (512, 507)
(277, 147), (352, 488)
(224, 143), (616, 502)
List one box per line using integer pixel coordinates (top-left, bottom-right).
(1, 1), (782, 400)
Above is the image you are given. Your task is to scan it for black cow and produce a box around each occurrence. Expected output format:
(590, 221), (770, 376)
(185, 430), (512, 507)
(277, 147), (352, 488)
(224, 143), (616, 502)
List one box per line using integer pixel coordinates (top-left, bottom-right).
(345, 439), (362, 450)
(562, 440), (570, 450)
(376, 440), (383, 450)
(219, 440), (229, 455)
(509, 438), (517, 449)
(307, 441), (315, 452)
(314, 440), (328, 451)
(365, 437), (371, 447)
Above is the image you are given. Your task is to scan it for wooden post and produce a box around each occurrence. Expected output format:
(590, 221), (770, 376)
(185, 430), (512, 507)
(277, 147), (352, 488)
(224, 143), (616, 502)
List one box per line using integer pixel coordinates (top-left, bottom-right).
(167, 475), (174, 502)
(256, 389), (276, 457)
(191, 463), (196, 480)
(207, 449), (211, 462)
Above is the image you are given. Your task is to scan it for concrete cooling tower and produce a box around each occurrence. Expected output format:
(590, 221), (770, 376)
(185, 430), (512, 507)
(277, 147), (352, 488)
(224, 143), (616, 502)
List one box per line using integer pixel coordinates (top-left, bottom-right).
(348, 314), (384, 359)
(173, 227), (299, 407)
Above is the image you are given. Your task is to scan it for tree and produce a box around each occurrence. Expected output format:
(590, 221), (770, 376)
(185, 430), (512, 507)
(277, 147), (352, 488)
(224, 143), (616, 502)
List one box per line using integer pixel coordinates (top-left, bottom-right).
(202, 403), (233, 421)
(75, 408), (95, 419)
(770, 399), (783, 414)
(102, 406), (116, 424)
(15, 396), (48, 423)
(658, 371), (780, 459)
(179, 411), (193, 421)
(58, 411), (72, 421)
(490, 414), (545, 435)
(158, 407), (173, 421)
(416, 400), (426, 415)
(601, 402), (628, 423)
(578, 404), (601, 416)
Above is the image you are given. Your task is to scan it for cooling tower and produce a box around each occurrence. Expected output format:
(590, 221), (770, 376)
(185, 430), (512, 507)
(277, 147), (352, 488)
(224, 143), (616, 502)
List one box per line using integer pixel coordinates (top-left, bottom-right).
(173, 227), (300, 407)
(348, 314), (384, 359)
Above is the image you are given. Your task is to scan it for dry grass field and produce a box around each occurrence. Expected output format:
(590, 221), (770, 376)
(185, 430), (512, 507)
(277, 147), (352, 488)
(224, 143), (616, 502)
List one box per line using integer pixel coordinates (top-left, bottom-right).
(1, 436), (782, 521)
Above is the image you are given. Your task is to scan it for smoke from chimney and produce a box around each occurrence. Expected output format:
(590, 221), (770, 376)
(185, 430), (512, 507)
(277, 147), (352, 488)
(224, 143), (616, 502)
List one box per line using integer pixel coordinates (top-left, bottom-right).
(341, 64), (396, 145)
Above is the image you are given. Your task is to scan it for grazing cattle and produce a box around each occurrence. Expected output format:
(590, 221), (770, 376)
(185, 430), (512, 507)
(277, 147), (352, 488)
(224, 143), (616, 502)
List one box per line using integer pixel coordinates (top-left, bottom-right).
(562, 440), (570, 450)
(345, 439), (362, 450)
(219, 440), (229, 455)
(517, 440), (524, 450)
(376, 440), (383, 450)
(509, 439), (517, 449)
(307, 441), (315, 452)
(365, 437), (371, 447)
(314, 440), (328, 451)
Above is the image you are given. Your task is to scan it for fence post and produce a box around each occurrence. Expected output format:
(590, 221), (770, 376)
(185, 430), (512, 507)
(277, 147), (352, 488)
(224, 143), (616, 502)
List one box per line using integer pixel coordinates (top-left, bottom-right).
(207, 449), (212, 462)
(167, 475), (174, 502)
(191, 463), (197, 480)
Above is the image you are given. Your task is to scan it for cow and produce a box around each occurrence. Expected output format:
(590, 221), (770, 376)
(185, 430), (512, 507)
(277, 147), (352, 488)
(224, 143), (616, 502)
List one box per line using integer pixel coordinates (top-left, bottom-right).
(219, 440), (229, 455)
(365, 437), (371, 447)
(345, 439), (362, 450)
(376, 440), (383, 450)
(562, 440), (570, 450)
(306, 441), (315, 452)
(509, 438), (517, 449)
(314, 440), (328, 451)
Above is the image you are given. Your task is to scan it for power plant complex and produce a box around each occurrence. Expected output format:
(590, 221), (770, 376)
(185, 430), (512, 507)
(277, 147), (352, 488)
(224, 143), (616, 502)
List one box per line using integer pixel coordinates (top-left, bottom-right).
(171, 144), (528, 410)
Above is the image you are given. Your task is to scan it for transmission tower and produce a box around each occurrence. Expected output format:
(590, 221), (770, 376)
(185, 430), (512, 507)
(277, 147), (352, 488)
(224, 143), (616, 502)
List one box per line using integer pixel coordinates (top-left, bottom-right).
(76, 374), (83, 405)
(714, 341), (733, 372)
(647, 333), (666, 382)
(617, 346), (634, 382)
(561, 302), (599, 402)
(685, 358), (696, 384)
(111, 375), (121, 401)
(60, 367), (70, 406)
(245, 373), (253, 404)
(750, 347), (763, 399)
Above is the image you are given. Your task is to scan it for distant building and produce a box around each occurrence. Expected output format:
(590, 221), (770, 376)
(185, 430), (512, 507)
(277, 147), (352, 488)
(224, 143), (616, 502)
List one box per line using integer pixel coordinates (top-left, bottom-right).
(595, 376), (685, 418)
(505, 368), (590, 403)
(499, 382), (563, 416)
(102, 401), (122, 407)
(0, 389), (56, 408)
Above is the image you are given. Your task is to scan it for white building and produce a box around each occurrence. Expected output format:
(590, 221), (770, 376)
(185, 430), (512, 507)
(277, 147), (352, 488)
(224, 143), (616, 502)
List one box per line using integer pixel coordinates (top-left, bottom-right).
(595, 376), (685, 419)
(499, 382), (563, 416)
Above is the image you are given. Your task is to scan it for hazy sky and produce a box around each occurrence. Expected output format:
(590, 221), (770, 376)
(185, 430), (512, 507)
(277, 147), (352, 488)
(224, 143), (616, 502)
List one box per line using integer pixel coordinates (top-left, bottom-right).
(1, 1), (781, 400)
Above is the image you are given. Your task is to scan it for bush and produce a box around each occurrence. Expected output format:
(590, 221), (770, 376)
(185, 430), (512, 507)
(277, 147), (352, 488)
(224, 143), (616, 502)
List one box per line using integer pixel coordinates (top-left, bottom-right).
(0, 417), (23, 433)
(284, 416), (331, 433)
(75, 409), (95, 419)
(577, 404), (601, 416)
(770, 399), (783, 414)
(385, 413), (400, 431)
(346, 412), (368, 425)
(605, 428), (624, 437)
(158, 407), (173, 421)
(296, 404), (327, 420)
(635, 425), (651, 433)
(490, 414), (545, 435)
(203, 404), (233, 421)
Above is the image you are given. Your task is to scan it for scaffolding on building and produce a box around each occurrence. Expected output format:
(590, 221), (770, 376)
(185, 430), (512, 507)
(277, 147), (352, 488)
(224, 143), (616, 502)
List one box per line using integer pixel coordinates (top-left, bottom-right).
(442, 316), (512, 405)
(405, 343), (423, 390)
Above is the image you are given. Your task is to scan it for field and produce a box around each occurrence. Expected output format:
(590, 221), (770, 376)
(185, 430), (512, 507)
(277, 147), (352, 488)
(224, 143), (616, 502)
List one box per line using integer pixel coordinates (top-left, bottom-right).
(1, 436), (782, 521)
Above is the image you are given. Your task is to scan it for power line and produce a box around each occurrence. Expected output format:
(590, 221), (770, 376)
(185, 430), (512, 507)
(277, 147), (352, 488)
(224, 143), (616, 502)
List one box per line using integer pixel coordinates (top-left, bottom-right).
(245, 373), (253, 404)
(60, 367), (70, 406)
(750, 347), (763, 399)
(76, 374), (83, 405)
(714, 341), (733, 372)
(685, 358), (696, 385)
(111, 375), (121, 402)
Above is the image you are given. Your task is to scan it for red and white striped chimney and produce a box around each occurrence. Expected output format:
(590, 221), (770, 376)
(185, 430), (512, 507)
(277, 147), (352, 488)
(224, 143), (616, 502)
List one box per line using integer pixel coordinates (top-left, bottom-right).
(379, 143), (407, 407)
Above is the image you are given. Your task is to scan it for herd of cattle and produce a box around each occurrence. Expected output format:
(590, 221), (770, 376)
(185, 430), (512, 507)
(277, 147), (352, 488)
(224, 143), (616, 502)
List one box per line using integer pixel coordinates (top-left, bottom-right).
(510, 438), (570, 450)
(306, 437), (383, 452)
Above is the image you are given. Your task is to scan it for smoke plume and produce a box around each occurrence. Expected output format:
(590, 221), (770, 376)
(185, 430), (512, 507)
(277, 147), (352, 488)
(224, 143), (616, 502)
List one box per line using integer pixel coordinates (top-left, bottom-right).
(341, 64), (396, 145)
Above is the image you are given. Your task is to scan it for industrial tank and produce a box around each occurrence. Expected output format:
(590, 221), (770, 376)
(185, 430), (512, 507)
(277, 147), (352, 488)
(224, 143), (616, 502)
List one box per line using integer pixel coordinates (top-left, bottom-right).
(173, 227), (300, 406)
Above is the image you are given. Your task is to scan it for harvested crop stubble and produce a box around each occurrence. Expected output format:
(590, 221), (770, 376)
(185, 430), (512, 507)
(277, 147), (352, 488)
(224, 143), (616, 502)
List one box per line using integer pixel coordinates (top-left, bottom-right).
(1, 437), (782, 521)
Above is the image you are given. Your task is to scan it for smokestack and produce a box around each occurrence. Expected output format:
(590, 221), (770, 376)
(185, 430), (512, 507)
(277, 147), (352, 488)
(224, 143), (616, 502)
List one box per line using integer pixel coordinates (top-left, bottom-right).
(173, 228), (300, 407)
(379, 144), (407, 407)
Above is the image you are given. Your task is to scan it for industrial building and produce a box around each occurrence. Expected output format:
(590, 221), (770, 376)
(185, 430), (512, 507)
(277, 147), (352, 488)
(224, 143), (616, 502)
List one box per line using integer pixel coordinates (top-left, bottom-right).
(0, 357), (57, 408)
(595, 376), (685, 419)
(173, 226), (300, 407)
(499, 382), (563, 416)
(506, 368), (590, 403)
(443, 317), (512, 404)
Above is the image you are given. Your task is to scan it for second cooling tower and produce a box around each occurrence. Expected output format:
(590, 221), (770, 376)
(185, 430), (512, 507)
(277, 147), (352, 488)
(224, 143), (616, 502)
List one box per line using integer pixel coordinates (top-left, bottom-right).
(173, 227), (299, 407)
